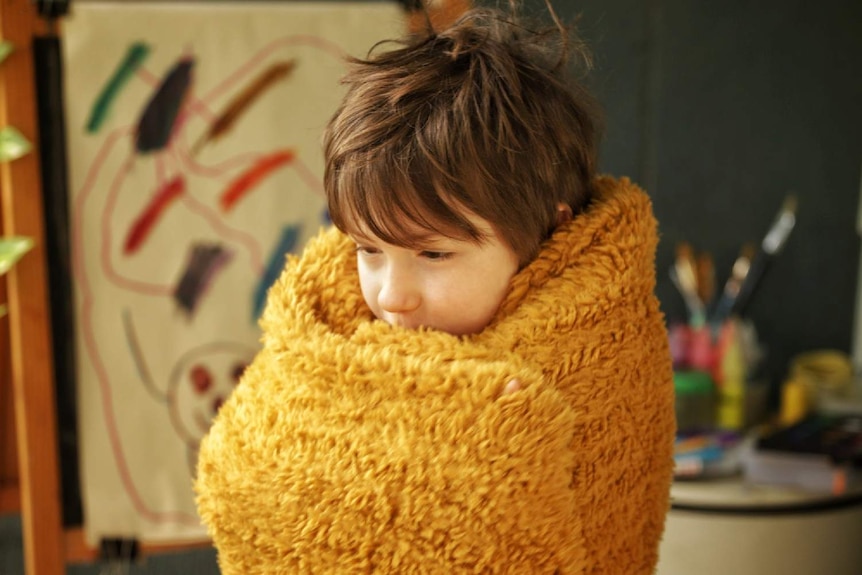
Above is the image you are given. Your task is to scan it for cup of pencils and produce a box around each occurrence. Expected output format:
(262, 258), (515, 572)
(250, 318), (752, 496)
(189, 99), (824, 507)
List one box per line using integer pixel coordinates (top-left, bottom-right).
(667, 240), (771, 432)
(670, 317), (763, 431)
(668, 196), (796, 430)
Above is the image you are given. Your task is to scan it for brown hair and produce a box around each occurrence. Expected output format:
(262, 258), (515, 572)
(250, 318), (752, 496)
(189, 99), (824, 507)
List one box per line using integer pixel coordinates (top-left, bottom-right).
(324, 5), (602, 266)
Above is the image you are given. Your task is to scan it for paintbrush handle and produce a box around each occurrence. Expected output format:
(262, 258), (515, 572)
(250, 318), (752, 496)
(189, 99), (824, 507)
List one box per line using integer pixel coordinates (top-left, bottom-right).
(731, 250), (770, 316)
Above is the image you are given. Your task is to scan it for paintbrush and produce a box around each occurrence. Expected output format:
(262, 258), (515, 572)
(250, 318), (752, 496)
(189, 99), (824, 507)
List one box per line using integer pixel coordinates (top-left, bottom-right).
(731, 195), (797, 317)
(696, 251), (715, 309)
(672, 242), (706, 327)
(710, 242), (756, 328)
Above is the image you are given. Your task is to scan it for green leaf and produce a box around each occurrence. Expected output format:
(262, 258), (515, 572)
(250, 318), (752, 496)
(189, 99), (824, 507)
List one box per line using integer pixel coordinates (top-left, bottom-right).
(0, 236), (33, 275)
(0, 126), (32, 162)
(0, 41), (12, 64)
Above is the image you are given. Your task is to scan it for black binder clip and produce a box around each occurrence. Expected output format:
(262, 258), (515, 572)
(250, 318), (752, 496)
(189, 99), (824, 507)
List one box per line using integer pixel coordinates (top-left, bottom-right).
(396, 0), (423, 11)
(33, 0), (70, 21)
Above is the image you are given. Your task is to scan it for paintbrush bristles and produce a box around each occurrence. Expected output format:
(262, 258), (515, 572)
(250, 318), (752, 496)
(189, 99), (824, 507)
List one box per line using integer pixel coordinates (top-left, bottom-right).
(674, 242), (698, 295)
(673, 242), (706, 325)
(696, 252), (715, 307)
(762, 194), (797, 255)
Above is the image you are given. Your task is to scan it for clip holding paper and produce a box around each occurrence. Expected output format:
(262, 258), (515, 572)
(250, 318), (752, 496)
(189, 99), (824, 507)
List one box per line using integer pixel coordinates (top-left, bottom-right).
(99, 537), (140, 562)
(32, 0), (71, 20)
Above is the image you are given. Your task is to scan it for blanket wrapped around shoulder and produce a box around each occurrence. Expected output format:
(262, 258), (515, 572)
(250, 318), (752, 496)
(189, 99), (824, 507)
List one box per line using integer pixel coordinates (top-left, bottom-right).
(196, 176), (676, 574)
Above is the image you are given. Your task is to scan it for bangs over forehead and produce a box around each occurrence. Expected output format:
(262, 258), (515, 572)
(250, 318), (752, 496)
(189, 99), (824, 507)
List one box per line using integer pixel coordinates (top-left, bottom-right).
(324, 7), (602, 264)
(328, 149), (489, 248)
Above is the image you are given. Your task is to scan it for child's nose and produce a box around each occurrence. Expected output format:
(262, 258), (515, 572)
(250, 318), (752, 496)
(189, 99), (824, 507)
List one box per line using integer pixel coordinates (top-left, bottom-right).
(378, 265), (421, 314)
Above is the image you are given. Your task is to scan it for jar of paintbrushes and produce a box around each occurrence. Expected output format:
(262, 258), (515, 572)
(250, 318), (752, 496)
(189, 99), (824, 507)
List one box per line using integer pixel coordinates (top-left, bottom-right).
(668, 241), (768, 432)
(669, 196), (796, 432)
(669, 198), (796, 479)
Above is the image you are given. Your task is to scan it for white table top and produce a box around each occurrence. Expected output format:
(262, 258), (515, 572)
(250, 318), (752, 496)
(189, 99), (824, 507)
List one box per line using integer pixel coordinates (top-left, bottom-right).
(671, 474), (862, 512)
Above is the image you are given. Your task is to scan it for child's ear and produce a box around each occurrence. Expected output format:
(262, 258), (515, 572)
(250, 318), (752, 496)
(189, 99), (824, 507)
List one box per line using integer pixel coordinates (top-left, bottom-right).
(555, 203), (573, 227)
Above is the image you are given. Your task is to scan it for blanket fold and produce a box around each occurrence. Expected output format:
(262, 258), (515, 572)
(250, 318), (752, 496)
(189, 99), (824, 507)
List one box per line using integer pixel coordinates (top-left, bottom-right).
(196, 176), (676, 574)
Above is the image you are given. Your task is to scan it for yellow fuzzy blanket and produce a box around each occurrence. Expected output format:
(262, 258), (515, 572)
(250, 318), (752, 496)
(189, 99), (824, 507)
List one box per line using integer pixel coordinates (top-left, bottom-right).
(196, 176), (676, 574)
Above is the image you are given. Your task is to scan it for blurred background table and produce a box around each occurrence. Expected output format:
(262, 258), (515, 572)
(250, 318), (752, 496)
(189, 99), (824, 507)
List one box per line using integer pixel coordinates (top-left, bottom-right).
(657, 475), (862, 575)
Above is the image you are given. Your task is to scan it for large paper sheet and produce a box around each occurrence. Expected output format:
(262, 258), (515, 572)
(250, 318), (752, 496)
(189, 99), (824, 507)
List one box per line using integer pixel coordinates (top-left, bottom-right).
(62, 2), (403, 544)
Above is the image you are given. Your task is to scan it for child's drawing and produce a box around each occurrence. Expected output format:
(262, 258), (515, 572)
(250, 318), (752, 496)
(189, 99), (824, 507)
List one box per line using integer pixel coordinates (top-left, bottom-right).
(63, 3), (403, 545)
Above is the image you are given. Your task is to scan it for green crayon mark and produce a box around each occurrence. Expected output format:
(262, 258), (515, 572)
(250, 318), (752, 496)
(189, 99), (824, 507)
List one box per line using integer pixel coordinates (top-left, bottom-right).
(86, 42), (150, 134)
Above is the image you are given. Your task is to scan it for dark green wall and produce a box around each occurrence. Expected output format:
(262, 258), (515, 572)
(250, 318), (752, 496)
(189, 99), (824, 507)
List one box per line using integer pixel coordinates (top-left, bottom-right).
(532, 0), (862, 387)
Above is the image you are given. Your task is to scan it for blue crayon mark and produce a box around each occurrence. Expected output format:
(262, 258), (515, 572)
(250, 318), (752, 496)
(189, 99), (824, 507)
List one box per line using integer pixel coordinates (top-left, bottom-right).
(253, 224), (300, 321)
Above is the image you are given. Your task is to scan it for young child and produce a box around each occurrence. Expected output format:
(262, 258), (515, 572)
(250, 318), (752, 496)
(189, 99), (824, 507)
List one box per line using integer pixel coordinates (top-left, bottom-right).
(196, 6), (675, 574)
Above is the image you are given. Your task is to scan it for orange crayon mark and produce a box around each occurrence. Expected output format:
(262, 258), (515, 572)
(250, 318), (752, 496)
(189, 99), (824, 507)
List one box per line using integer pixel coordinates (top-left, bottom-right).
(220, 149), (294, 212)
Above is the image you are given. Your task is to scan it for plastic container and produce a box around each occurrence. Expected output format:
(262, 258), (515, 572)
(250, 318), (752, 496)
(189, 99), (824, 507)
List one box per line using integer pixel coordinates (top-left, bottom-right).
(674, 370), (717, 432)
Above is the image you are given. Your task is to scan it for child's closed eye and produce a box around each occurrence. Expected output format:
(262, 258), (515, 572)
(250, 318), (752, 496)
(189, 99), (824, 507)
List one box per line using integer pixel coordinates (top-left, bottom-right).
(354, 245), (381, 256)
(419, 250), (453, 261)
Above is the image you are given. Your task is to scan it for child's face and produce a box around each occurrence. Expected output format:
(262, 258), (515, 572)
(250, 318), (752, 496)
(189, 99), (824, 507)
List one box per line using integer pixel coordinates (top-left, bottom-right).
(350, 213), (520, 335)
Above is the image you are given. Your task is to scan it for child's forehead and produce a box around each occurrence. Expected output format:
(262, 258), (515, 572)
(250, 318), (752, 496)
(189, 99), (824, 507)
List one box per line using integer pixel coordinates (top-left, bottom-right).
(347, 218), (461, 246)
(345, 206), (494, 246)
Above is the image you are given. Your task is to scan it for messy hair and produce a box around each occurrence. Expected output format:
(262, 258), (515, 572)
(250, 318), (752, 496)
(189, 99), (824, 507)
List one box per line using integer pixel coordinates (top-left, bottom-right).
(324, 4), (602, 265)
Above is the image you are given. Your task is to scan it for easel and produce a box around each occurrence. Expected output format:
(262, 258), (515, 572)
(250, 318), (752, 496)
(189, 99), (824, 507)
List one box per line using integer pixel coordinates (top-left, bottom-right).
(0, 0), (468, 572)
(0, 0), (66, 572)
(0, 1), (210, 571)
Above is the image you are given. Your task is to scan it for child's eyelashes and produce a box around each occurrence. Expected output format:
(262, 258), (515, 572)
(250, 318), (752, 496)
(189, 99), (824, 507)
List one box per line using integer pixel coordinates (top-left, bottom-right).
(353, 245), (454, 261)
(354, 245), (381, 256)
(420, 250), (453, 261)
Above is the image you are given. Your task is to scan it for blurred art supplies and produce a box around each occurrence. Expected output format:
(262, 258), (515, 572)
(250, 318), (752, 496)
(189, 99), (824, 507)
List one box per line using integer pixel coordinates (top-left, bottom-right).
(781, 350), (854, 425)
(670, 194), (797, 331)
(743, 414), (862, 494)
(670, 317), (765, 431)
(674, 370), (716, 432)
(730, 195), (797, 318)
(674, 429), (745, 479)
(716, 320), (746, 430)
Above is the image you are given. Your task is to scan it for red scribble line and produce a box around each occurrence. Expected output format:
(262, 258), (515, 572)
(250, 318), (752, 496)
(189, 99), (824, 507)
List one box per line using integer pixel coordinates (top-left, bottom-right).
(72, 125), (201, 526)
(179, 193), (264, 275)
(199, 34), (346, 105)
(155, 154), (166, 188)
(136, 66), (158, 86)
(72, 126), (131, 288)
(124, 175), (186, 254)
(173, 89), (206, 138)
(163, 150), (181, 183)
(291, 155), (324, 196)
(173, 128), (263, 179)
(70, 35), (344, 527)
(93, 115), (267, 284)
(136, 63), (261, 182)
(134, 38), (335, 192)
(181, 94), (216, 124)
(221, 150), (294, 212)
(101, 157), (175, 296)
(73, 126), (169, 295)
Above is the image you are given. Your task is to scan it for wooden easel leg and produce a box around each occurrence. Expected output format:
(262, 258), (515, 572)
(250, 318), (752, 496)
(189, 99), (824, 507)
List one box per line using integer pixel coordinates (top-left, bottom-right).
(0, 0), (65, 573)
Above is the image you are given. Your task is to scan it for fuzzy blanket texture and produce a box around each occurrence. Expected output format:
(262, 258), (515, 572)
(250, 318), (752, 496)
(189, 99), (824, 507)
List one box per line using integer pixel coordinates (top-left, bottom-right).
(196, 176), (676, 574)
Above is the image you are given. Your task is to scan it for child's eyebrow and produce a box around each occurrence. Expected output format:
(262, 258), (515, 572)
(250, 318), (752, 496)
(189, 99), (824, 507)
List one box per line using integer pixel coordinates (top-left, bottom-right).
(348, 229), (461, 250)
(347, 229), (379, 244)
